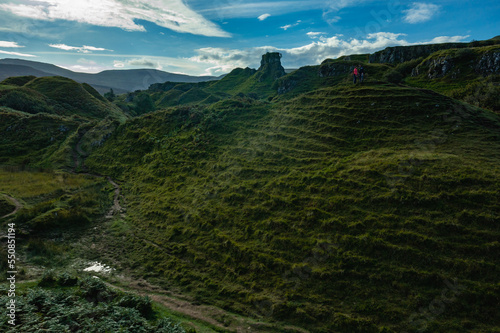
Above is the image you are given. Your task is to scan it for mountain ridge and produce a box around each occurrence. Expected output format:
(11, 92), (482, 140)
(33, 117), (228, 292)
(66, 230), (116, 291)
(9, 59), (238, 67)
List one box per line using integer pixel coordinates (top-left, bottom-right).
(0, 58), (221, 95)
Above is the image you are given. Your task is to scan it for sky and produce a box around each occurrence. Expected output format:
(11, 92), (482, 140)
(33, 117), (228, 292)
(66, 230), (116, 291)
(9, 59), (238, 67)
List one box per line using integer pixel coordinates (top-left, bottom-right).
(0, 0), (498, 76)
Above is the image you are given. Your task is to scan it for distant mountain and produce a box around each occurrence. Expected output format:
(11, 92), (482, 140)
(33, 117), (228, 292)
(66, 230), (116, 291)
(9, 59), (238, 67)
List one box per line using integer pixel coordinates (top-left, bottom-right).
(0, 58), (221, 94)
(0, 64), (53, 79)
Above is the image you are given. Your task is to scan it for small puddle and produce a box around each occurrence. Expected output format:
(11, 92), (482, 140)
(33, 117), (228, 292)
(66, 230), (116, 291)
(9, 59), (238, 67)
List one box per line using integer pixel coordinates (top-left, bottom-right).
(83, 261), (114, 274)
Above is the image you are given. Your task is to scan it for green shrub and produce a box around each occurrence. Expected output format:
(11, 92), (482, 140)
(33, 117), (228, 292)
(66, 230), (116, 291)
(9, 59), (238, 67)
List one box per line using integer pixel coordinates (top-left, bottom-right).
(116, 294), (154, 318)
(383, 69), (403, 84)
(455, 47), (475, 60)
(78, 277), (115, 303)
(38, 270), (57, 287)
(394, 57), (423, 76)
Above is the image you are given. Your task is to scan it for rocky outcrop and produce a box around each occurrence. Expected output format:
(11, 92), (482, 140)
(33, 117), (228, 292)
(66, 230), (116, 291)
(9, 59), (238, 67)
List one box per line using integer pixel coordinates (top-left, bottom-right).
(412, 48), (500, 79)
(370, 43), (467, 64)
(277, 78), (297, 94)
(318, 62), (352, 77)
(475, 51), (500, 76)
(255, 52), (286, 81)
(412, 56), (456, 79)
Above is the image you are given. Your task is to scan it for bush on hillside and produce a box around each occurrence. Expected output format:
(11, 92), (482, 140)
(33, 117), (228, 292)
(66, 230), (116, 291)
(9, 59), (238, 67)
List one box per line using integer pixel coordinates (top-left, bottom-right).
(383, 69), (403, 84)
(394, 57), (423, 76)
(0, 273), (186, 333)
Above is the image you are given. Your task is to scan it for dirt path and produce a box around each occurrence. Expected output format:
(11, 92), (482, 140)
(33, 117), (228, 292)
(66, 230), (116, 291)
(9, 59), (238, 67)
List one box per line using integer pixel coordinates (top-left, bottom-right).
(104, 280), (227, 330)
(71, 130), (125, 219)
(72, 130), (88, 173)
(76, 137), (87, 157)
(105, 177), (125, 218)
(1, 194), (23, 219)
(102, 278), (307, 333)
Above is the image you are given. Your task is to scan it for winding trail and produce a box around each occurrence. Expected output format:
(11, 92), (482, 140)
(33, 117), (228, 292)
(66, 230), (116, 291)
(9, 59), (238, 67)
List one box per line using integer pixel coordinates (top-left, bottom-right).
(105, 176), (124, 218)
(72, 131), (125, 219)
(0, 194), (22, 219)
(102, 279), (309, 333)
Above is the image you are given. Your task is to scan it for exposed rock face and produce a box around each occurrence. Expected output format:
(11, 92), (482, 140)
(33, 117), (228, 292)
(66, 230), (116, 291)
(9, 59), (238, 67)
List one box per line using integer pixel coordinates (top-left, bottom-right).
(412, 56), (456, 79)
(370, 43), (466, 64)
(256, 52), (286, 81)
(318, 62), (352, 77)
(277, 78), (297, 94)
(475, 51), (500, 76)
(412, 49), (500, 79)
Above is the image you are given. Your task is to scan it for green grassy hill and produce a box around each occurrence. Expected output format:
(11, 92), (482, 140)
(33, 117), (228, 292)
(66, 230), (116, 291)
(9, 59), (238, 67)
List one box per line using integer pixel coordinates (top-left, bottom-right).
(85, 83), (500, 332)
(1, 41), (500, 332)
(0, 76), (127, 121)
(0, 107), (83, 168)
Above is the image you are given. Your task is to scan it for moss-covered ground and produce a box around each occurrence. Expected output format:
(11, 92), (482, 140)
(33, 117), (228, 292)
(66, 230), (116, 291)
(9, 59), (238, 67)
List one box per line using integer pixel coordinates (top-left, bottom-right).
(1, 43), (500, 332)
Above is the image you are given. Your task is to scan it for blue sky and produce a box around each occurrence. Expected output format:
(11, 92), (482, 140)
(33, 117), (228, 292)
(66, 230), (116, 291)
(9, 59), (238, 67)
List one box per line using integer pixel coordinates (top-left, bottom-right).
(0, 0), (498, 76)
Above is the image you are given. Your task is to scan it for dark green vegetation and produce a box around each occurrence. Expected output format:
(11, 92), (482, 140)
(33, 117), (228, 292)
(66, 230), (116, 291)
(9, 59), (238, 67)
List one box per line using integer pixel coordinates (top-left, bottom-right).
(0, 196), (15, 217)
(0, 76), (126, 120)
(0, 108), (81, 167)
(0, 273), (185, 332)
(85, 83), (500, 332)
(0, 168), (112, 266)
(1, 41), (500, 332)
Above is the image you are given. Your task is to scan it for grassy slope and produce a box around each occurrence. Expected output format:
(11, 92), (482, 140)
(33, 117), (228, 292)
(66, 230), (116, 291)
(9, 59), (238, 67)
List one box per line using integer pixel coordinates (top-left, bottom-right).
(86, 83), (500, 332)
(130, 60), (390, 111)
(0, 107), (83, 168)
(0, 76), (127, 121)
(403, 45), (500, 113)
(25, 76), (127, 121)
(275, 60), (391, 99)
(0, 168), (112, 270)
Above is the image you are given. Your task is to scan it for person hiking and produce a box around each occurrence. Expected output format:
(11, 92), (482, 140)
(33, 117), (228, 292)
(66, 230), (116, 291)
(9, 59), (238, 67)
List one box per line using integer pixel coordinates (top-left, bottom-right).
(359, 65), (365, 83)
(353, 66), (358, 84)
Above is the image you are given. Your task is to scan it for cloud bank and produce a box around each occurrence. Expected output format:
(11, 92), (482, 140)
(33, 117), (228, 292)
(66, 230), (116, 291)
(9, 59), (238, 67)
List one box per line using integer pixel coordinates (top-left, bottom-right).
(0, 0), (230, 37)
(189, 33), (470, 75)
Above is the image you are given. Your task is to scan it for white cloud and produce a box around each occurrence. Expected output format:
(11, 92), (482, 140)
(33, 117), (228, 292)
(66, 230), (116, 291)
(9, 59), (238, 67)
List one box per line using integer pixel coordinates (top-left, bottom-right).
(0, 0), (230, 37)
(0, 50), (36, 57)
(425, 35), (470, 44)
(114, 60), (125, 68)
(258, 13), (271, 21)
(189, 32), (467, 76)
(0, 41), (23, 48)
(307, 32), (326, 39)
(49, 44), (112, 53)
(403, 3), (440, 24)
(281, 20), (301, 31)
(323, 14), (341, 25)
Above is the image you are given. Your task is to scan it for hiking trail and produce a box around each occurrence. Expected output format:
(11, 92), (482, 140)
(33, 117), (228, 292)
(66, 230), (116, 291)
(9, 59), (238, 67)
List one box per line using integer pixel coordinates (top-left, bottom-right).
(0, 194), (22, 219)
(73, 131), (125, 219)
